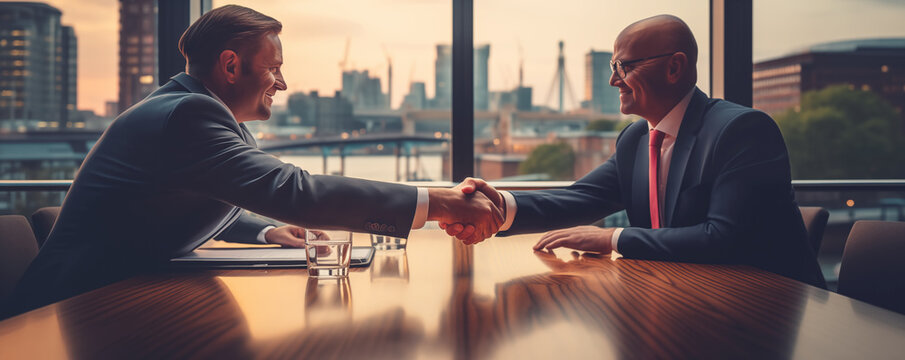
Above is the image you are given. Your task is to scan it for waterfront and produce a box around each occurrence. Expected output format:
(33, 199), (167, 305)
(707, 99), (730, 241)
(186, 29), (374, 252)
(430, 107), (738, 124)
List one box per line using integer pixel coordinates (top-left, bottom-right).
(280, 155), (445, 182)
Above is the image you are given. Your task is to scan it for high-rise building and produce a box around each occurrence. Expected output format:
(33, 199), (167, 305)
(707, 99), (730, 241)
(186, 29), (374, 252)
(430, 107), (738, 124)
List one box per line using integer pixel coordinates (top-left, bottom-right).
(0, 2), (77, 127)
(341, 70), (388, 110)
(585, 50), (619, 115)
(61, 25), (77, 126)
(430, 44), (491, 110)
(118, 0), (157, 114)
(432, 44), (452, 110)
(474, 44), (490, 110)
(287, 90), (355, 136)
(753, 38), (905, 116)
(402, 82), (427, 110)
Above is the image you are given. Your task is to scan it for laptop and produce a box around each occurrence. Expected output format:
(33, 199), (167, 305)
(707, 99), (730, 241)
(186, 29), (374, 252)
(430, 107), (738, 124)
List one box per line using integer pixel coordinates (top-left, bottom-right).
(169, 246), (375, 269)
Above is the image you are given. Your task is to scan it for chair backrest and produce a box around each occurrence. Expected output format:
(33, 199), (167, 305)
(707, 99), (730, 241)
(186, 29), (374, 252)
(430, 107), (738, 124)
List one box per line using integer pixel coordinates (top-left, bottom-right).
(799, 206), (829, 253)
(31, 206), (61, 248)
(0, 215), (40, 299)
(838, 220), (905, 314)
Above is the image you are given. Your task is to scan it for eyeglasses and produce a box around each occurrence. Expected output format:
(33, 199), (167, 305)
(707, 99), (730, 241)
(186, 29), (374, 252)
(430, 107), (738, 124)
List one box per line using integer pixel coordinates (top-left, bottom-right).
(610, 52), (677, 79)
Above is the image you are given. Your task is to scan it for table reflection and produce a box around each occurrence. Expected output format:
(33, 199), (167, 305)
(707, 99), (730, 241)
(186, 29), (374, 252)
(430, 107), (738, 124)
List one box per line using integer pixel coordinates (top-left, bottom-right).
(370, 250), (410, 283)
(305, 276), (353, 327)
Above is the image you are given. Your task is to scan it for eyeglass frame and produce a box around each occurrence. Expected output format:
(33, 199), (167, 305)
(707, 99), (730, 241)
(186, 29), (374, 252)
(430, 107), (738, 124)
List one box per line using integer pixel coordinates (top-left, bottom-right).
(610, 52), (678, 79)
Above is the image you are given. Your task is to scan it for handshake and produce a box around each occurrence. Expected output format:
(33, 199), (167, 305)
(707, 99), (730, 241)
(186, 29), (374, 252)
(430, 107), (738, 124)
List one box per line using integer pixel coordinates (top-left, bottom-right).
(426, 178), (504, 244)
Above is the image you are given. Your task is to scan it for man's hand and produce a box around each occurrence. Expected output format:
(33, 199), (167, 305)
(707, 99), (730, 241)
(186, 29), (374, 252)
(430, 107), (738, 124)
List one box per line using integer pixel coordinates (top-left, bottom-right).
(440, 177), (503, 244)
(264, 225), (308, 247)
(532, 225), (616, 253)
(428, 187), (504, 243)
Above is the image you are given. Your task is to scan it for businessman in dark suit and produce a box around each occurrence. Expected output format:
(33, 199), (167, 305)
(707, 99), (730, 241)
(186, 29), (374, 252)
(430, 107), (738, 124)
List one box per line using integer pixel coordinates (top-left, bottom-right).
(445, 15), (825, 287)
(2, 5), (503, 317)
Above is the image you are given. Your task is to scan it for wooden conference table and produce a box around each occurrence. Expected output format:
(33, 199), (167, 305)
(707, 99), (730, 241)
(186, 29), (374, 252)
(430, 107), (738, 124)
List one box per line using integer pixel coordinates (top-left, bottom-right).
(1, 229), (904, 359)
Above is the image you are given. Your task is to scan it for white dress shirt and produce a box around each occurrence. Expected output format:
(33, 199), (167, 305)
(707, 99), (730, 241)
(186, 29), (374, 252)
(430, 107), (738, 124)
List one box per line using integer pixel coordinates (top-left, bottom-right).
(498, 88), (695, 253)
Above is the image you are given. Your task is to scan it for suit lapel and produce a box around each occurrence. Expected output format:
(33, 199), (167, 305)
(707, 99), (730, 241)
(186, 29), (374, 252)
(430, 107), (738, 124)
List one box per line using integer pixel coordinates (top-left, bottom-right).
(663, 88), (707, 226)
(631, 131), (652, 228)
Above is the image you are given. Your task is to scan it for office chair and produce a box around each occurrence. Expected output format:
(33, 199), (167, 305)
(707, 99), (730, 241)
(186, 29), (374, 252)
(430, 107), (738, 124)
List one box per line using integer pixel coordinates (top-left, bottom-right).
(0, 215), (40, 299)
(31, 206), (61, 248)
(837, 220), (905, 314)
(799, 206), (829, 254)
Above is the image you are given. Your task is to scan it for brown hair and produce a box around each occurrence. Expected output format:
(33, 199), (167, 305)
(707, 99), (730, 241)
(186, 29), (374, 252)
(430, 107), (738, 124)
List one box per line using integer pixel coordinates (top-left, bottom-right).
(178, 5), (282, 77)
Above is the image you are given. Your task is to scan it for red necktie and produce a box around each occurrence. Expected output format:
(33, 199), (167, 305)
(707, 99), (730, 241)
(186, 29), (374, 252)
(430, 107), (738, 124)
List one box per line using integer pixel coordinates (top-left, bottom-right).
(649, 129), (666, 229)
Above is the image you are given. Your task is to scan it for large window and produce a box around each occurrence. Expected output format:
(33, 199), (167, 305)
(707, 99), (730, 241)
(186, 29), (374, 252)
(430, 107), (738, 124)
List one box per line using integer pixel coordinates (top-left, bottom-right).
(753, 0), (905, 181)
(214, 0), (452, 183)
(474, 1), (710, 181)
(754, 0), (905, 286)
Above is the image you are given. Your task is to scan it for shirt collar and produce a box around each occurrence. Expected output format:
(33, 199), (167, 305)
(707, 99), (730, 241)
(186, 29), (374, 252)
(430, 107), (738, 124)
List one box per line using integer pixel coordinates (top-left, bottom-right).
(647, 88), (695, 138)
(204, 85), (228, 108)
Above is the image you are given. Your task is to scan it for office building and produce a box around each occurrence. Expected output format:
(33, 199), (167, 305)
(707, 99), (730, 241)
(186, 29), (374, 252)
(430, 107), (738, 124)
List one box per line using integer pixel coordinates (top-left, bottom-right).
(753, 38), (905, 116)
(432, 44), (452, 109)
(401, 82), (427, 110)
(0, 2), (77, 128)
(287, 90), (354, 136)
(341, 70), (388, 110)
(430, 44), (490, 110)
(585, 50), (619, 115)
(118, 0), (157, 114)
(474, 44), (490, 110)
(490, 86), (533, 112)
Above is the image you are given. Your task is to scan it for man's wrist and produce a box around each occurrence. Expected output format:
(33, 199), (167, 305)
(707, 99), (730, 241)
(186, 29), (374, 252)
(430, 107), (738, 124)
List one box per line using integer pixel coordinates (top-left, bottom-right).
(257, 225), (276, 244)
(611, 227), (624, 253)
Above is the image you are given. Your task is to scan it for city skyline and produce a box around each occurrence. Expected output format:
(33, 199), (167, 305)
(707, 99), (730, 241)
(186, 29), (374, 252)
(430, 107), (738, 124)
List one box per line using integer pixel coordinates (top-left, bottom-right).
(15, 0), (905, 115)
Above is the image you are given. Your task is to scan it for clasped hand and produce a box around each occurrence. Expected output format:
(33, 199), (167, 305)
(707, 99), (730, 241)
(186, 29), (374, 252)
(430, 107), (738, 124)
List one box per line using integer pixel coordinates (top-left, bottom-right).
(441, 178), (617, 253)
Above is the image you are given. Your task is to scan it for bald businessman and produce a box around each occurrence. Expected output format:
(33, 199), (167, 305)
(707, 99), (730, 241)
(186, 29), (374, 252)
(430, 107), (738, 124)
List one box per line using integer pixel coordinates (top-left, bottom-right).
(447, 15), (825, 288)
(3, 5), (503, 318)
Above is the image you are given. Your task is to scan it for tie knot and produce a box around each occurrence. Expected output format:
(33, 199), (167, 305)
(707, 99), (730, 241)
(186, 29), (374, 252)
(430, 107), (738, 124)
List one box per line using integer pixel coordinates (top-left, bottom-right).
(649, 129), (666, 147)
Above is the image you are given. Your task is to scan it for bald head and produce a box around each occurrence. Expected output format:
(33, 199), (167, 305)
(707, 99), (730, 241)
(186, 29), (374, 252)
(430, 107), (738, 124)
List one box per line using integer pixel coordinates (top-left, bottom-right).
(617, 15), (697, 87)
(620, 15), (697, 64)
(609, 15), (698, 122)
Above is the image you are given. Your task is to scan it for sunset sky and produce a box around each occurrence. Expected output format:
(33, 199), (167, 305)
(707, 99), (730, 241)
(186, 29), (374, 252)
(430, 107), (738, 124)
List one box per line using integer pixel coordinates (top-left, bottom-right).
(15, 0), (905, 114)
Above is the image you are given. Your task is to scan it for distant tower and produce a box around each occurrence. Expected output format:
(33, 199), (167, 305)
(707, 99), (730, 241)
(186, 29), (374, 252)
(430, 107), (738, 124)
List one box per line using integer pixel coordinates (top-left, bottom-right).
(544, 40), (576, 113)
(474, 44), (490, 111)
(433, 45), (452, 109)
(586, 50), (619, 114)
(118, 0), (158, 114)
(0, 2), (76, 125)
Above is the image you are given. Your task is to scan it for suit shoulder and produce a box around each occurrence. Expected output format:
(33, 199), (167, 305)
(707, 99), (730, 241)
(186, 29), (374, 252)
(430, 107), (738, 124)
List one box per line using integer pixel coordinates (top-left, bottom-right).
(705, 99), (775, 134)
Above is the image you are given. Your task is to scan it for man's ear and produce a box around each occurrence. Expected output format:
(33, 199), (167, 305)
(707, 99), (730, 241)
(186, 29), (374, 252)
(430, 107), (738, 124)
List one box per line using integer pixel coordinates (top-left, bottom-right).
(666, 52), (688, 84)
(217, 50), (240, 84)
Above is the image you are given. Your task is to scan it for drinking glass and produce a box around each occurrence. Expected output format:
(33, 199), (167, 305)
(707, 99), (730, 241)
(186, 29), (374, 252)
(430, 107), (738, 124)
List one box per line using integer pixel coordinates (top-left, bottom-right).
(305, 229), (352, 277)
(370, 234), (407, 250)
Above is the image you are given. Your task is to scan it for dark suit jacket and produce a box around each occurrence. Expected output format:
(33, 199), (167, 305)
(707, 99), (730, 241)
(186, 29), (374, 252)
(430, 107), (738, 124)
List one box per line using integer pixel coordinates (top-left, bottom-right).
(502, 88), (826, 288)
(5, 73), (418, 315)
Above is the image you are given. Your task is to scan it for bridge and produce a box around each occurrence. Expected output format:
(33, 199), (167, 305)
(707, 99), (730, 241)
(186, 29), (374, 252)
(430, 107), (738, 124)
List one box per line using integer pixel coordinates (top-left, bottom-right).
(259, 133), (448, 181)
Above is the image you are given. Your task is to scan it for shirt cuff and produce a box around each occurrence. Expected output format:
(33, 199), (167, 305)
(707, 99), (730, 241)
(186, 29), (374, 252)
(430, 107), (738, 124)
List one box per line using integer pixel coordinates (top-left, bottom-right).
(499, 190), (518, 232)
(411, 187), (429, 229)
(257, 225), (276, 244)
(611, 227), (623, 253)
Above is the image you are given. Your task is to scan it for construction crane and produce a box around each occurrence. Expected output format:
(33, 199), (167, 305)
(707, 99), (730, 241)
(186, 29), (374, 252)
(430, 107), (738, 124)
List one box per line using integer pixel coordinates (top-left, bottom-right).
(382, 44), (393, 108)
(338, 37), (350, 72)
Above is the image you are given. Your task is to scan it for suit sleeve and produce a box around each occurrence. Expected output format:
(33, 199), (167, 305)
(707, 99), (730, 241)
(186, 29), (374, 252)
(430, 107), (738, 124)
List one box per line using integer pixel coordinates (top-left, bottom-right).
(215, 211), (276, 244)
(499, 151), (624, 236)
(617, 111), (792, 263)
(162, 95), (418, 238)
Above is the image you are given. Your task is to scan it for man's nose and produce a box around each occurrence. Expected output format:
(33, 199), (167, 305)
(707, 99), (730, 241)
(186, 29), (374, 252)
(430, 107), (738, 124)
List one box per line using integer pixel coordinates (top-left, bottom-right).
(609, 70), (620, 87)
(275, 74), (288, 91)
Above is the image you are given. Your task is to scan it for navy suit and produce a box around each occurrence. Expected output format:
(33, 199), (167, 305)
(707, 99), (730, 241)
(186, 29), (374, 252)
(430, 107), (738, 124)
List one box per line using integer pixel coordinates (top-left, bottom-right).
(4, 73), (418, 316)
(503, 88), (825, 288)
